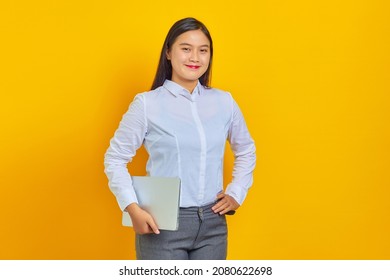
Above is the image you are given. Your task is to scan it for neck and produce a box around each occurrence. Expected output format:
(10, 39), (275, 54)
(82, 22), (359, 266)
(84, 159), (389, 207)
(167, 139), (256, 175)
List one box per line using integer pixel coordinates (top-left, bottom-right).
(171, 79), (198, 94)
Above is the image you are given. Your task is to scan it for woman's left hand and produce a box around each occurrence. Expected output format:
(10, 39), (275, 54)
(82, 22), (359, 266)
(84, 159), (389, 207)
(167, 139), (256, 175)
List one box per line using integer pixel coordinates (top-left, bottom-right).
(212, 193), (240, 215)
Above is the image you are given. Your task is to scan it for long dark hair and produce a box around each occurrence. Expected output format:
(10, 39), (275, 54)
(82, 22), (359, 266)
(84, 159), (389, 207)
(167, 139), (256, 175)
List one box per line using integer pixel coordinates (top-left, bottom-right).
(151, 17), (213, 90)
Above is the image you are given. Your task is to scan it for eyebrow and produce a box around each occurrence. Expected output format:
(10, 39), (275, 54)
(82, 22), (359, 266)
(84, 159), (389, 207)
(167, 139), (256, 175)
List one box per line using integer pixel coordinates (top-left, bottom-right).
(179, 43), (210, 48)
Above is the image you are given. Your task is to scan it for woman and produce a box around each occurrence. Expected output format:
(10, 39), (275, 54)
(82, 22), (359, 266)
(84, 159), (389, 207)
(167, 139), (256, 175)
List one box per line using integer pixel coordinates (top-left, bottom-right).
(104, 17), (256, 260)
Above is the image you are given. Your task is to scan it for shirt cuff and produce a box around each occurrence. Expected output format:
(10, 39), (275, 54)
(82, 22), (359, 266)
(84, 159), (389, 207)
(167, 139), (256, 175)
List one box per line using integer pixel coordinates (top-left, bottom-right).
(117, 188), (138, 212)
(225, 183), (248, 205)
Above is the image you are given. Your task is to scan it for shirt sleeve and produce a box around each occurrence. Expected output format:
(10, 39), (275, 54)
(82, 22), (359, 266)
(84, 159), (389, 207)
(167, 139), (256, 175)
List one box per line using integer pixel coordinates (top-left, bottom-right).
(225, 96), (256, 205)
(104, 94), (147, 211)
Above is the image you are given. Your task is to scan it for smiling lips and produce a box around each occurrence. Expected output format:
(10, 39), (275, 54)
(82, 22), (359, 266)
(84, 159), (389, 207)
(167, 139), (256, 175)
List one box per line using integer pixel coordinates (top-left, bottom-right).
(185, 65), (201, 70)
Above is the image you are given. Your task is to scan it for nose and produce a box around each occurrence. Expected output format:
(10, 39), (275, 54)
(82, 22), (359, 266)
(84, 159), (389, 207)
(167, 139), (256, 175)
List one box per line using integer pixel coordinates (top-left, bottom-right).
(189, 51), (199, 62)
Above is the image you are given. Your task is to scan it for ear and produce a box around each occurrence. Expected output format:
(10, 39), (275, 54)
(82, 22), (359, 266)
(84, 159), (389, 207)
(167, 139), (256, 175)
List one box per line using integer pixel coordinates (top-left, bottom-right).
(166, 49), (171, 60)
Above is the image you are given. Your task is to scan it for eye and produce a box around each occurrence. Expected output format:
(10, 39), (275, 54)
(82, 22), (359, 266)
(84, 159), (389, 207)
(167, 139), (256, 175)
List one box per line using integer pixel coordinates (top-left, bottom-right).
(182, 47), (191, 52)
(200, 49), (208, 53)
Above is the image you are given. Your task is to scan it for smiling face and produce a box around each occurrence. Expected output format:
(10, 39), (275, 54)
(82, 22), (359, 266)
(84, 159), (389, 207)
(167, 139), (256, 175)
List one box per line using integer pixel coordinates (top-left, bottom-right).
(166, 29), (211, 93)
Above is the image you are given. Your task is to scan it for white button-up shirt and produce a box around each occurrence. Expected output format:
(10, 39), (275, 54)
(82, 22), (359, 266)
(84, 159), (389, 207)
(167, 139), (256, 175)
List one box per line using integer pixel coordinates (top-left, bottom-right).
(104, 80), (256, 210)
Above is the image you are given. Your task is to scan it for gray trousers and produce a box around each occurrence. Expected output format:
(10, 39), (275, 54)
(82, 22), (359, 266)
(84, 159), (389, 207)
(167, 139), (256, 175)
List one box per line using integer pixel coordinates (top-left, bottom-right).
(135, 202), (227, 260)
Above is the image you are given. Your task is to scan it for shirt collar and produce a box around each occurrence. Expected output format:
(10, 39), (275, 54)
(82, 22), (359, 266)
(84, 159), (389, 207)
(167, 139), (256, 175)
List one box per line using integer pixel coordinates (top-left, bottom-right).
(163, 80), (203, 101)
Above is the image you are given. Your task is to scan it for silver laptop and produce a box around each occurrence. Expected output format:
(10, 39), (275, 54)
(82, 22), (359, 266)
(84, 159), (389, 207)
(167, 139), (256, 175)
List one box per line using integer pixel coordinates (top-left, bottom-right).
(122, 176), (181, 231)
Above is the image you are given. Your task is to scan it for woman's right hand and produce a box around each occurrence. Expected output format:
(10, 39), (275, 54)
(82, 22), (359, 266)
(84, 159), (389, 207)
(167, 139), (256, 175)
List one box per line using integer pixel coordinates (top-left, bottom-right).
(126, 203), (160, 235)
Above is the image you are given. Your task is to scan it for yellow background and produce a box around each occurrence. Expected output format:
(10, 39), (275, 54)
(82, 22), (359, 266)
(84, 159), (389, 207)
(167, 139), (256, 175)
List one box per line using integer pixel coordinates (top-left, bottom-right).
(1, 0), (389, 259)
